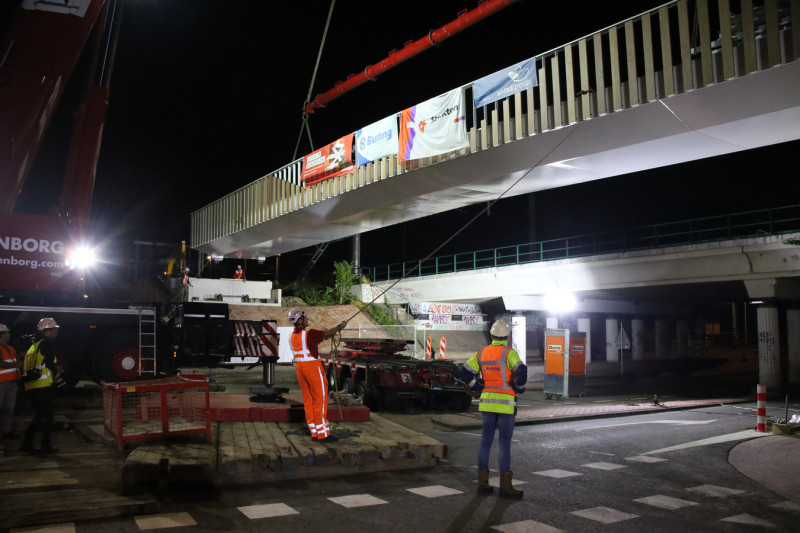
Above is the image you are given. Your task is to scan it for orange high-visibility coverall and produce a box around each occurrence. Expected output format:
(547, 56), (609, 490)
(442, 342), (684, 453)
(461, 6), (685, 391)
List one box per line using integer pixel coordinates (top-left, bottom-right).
(290, 328), (330, 439)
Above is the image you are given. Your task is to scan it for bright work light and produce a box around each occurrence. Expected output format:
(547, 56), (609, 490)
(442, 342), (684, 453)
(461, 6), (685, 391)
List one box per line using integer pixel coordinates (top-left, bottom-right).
(66, 245), (97, 270)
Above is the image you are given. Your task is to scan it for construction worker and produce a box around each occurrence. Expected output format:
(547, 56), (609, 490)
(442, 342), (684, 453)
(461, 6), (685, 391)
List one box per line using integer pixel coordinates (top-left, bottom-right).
(288, 308), (345, 443)
(460, 319), (528, 499)
(181, 267), (192, 301)
(20, 318), (62, 454)
(0, 324), (22, 448)
(233, 265), (245, 281)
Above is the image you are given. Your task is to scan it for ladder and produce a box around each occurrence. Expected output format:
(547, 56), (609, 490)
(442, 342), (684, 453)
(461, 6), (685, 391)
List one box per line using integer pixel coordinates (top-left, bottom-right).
(137, 306), (157, 377)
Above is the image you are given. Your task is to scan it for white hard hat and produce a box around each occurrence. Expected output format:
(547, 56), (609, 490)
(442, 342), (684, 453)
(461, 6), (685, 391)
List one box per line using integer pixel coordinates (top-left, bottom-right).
(288, 308), (305, 324)
(0, 323), (9, 333)
(489, 320), (510, 337)
(237, 265), (241, 268)
(37, 318), (59, 331)
(184, 267), (190, 272)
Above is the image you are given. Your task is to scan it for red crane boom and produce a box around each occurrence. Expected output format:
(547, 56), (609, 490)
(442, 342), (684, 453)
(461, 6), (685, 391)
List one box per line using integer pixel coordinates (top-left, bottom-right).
(303, 0), (519, 115)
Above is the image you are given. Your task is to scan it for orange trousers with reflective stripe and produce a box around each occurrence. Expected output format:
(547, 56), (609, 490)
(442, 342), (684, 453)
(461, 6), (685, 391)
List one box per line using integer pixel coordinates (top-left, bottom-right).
(295, 359), (330, 439)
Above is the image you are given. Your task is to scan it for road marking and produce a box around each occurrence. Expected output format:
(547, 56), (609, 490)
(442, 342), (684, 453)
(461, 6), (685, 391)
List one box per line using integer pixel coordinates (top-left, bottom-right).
(576, 419), (717, 431)
(588, 451), (615, 456)
(641, 430), (770, 455)
(571, 506), (639, 524)
(491, 519), (564, 533)
(720, 514), (776, 527)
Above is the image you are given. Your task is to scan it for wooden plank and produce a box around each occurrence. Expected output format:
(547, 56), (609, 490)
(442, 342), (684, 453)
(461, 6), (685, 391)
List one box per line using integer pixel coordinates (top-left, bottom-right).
(252, 421), (281, 469)
(231, 421), (253, 474)
(216, 421), (236, 475)
(1, 488), (156, 529)
(278, 422), (332, 466)
(262, 422), (301, 470)
(368, 415), (448, 459)
(243, 421), (267, 466)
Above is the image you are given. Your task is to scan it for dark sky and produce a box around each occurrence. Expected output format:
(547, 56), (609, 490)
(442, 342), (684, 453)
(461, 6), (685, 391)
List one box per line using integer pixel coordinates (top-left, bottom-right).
(16, 0), (797, 279)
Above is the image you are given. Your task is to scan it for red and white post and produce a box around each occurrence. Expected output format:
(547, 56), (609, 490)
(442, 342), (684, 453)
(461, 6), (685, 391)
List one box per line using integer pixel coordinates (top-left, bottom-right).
(425, 336), (432, 359)
(439, 337), (446, 359)
(757, 384), (767, 432)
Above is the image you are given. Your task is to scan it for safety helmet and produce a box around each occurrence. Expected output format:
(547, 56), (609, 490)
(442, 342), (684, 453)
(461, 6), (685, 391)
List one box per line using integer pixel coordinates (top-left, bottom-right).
(184, 267), (190, 272)
(489, 320), (510, 337)
(37, 318), (59, 331)
(0, 323), (9, 333)
(237, 265), (241, 268)
(288, 308), (306, 324)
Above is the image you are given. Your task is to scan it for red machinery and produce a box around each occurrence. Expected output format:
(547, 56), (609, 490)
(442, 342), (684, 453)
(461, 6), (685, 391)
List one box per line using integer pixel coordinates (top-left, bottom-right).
(320, 337), (472, 411)
(0, 0), (116, 294)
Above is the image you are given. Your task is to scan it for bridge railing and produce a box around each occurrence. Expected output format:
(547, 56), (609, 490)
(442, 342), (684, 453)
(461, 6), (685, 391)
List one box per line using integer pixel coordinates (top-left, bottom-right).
(191, 0), (799, 251)
(363, 203), (800, 282)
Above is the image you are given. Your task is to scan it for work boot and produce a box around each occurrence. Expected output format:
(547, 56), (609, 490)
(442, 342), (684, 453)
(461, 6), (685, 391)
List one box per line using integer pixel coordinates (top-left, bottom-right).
(499, 471), (523, 500)
(318, 434), (338, 443)
(477, 469), (493, 495)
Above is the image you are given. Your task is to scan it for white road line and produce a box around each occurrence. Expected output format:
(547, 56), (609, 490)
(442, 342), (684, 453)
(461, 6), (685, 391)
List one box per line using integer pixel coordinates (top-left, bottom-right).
(575, 419), (717, 431)
(641, 430), (770, 455)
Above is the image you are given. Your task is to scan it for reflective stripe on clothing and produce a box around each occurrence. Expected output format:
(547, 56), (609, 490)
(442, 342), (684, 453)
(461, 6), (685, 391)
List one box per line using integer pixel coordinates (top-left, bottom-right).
(465, 340), (522, 415)
(291, 327), (331, 439)
(0, 344), (20, 382)
(23, 339), (55, 391)
(476, 345), (515, 396)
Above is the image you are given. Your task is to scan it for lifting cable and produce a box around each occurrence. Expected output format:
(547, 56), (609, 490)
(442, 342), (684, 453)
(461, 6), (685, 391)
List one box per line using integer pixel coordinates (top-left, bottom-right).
(327, 123), (584, 414)
(292, 0), (336, 161)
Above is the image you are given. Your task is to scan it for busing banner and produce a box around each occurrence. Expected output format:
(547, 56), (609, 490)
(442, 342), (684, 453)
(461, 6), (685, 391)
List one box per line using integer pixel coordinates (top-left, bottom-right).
(356, 115), (399, 166)
(473, 56), (538, 108)
(399, 88), (469, 163)
(301, 134), (355, 186)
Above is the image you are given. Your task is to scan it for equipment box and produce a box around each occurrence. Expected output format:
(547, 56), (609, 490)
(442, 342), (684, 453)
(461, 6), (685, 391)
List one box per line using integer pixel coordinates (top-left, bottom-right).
(544, 329), (586, 399)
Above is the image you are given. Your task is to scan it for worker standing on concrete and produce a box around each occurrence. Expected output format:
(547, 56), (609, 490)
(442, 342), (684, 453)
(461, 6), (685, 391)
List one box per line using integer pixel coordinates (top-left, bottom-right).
(288, 308), (345, 443)
(0, 324), (22, 450)
(233, 265), (245, 281)
(460, 320), (527, 499)
(20, 318), (61, 454)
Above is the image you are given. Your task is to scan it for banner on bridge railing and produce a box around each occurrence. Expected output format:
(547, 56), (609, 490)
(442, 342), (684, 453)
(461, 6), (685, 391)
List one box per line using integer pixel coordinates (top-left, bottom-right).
(398, 88), (469, 163)
(302, 133), (355, 186)
(356, 114), (399, 166)
(473, 56), (538, 107)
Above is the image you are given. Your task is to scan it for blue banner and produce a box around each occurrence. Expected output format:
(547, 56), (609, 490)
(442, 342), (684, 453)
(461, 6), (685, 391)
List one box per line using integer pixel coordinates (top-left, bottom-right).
(356, 115), (399, 166)
(473, 57), (538, 108)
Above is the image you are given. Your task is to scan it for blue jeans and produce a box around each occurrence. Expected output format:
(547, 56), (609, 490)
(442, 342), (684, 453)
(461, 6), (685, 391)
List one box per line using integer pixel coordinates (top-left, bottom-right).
(479, 411), (515, 472)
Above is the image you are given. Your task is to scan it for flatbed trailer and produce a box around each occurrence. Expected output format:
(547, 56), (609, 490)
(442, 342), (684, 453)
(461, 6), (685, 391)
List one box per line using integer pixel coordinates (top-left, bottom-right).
(320, 337), (472, 411)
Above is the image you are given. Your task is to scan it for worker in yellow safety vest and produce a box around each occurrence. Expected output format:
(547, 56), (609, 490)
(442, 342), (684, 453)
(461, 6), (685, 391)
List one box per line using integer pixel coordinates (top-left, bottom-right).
(460, 319), (528, 499)
(288, 308), (345, 443)
(0, 324), (22, 444)
(20, 318), (62, 454)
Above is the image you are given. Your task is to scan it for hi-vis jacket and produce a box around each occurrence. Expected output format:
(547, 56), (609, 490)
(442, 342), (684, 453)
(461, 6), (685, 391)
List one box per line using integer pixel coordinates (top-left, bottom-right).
(0, 344), (21, 383)
(463, 340), (524, 415)
(23, 339), (57, 391)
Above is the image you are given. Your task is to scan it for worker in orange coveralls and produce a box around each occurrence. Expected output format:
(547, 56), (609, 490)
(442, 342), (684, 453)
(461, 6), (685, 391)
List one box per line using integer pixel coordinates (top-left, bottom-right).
(233, 265), (245, 281)
(288, 308), (345, 442)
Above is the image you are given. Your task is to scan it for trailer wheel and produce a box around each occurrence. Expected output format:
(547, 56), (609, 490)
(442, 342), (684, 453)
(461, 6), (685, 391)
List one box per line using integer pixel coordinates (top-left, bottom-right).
(327, 365), (339, 392)
(450, 392), (473, 412)
(93, 331), (141, 382)
(341, 377), (355, 394)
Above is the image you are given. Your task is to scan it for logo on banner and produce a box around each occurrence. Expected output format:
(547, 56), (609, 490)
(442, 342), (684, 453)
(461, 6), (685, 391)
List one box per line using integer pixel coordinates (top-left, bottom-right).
(356, 115), (399, 166)
(473, 57), (538, 108)
(398, 88), (469, 163)
(302, 134), (354, 186)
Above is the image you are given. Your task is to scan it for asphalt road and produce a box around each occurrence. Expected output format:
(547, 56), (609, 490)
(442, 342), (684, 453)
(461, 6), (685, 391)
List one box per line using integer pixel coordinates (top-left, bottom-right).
(63, 401), (798, 533)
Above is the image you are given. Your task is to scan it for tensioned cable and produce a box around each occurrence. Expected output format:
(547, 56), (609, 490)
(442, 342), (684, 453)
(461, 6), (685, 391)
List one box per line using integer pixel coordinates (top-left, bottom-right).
(292, 0), (336, 160)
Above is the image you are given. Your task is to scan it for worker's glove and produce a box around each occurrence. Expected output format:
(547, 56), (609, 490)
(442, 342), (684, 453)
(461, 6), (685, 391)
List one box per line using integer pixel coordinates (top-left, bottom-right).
(337, 321), (347, 332)
(471, 378), (484, 394)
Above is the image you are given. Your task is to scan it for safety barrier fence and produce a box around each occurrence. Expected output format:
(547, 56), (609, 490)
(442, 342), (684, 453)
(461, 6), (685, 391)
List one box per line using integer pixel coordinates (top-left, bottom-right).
(363, 203), (800, 282)
(191, 0), (799, 250)
(102, 373), (211, 450)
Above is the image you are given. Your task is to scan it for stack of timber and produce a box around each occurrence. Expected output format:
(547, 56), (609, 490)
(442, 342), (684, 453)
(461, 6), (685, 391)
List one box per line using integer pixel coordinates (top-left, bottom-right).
(123, 414), (447, 487)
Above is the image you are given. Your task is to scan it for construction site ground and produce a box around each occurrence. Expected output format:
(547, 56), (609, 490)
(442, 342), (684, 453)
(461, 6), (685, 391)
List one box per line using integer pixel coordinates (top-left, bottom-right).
(1, 361), (798, 530)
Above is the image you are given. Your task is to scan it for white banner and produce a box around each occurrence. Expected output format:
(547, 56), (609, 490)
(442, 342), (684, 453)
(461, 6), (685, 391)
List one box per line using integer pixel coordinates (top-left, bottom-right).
(415, 320), (486, 332)
(399, 88), (469, 163)
(356, 115), (399, 166)
(409, 302), (482, 315)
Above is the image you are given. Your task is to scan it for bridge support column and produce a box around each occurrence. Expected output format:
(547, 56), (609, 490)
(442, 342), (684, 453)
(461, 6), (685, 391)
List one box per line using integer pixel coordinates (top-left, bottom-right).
(578, 317), (591, 364)
(632, 319), (645, 361)
(605, 318), (619, 362)
(788, 309), (800, 386)
(546, 317), (559, 329)
(676, 320), (689, 358)
(511, 316), (527, 366)
(757, 305), (782, 389)
(655, 319), (668, 359)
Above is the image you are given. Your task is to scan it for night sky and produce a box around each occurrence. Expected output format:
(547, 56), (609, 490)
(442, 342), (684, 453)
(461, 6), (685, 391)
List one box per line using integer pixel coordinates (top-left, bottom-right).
(14, 0), (797, 281)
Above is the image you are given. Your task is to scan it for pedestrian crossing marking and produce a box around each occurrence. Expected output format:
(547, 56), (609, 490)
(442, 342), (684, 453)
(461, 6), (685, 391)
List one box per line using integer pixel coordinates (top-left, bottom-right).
(686, 484), (745, 498)
(625, 455), (666, 463)
(534, 469), (582, 478)
(634, 494), (699, 510)
(720, 513), (776, 527)
(770, 500), (800, 512)
(489, 476), (527, 486)
(491, 519), (565, 532)
(582, 461), (626, 470)
(571, 506), (639, 524)
(238, 502), (299, 519)
(135, 512), (197, 530)
(406, 485), (464, 498)
(327, 494), (389, 508)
